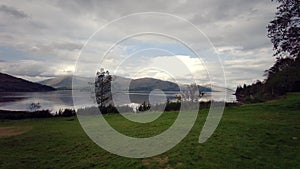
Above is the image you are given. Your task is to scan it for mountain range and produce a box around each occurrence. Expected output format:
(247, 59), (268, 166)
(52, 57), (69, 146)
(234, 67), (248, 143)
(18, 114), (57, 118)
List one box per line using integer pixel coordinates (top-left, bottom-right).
(0, 72), (233, 93)
(38, 75), (233, 92)
(38, 75), (182, 92)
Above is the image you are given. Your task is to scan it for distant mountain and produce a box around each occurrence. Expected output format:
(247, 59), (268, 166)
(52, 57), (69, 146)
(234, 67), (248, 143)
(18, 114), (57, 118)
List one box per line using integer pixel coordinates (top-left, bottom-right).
(39, 75), (92, 90)
(129, 77), (180, 92)
(128, 78), (233, 93)
(39, 75), (232, 93)
(111, 75), (132, 90)
(0, 73), (55, 92)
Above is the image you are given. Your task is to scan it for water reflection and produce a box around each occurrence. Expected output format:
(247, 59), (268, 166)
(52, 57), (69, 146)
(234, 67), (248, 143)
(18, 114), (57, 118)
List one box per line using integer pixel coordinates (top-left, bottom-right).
(0, 90), (236, 113)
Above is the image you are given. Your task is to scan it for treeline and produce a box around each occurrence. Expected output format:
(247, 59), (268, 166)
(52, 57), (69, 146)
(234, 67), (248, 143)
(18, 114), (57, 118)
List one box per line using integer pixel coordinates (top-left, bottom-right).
(236, 0), (300, 103)
(235, 57), (300, 103)
(1, 101), (237, 119)
(76, 103), (181, 115)
(0, 109), (76, 120)
(77, 100), (236, 115)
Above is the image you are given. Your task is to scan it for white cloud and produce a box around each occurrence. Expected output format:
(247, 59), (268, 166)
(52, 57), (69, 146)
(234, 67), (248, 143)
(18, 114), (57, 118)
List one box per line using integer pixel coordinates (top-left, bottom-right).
(0, 60), (75, 81)
(0, 0), (279, 88)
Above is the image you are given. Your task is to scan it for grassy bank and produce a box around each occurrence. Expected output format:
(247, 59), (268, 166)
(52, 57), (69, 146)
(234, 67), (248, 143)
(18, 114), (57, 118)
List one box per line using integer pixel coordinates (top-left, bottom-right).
(0, 93), (299, 169)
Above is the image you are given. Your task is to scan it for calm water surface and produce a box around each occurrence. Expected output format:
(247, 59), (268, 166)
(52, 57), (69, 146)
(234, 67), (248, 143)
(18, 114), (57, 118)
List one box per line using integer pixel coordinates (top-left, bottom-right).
(0, 90), (236, 113)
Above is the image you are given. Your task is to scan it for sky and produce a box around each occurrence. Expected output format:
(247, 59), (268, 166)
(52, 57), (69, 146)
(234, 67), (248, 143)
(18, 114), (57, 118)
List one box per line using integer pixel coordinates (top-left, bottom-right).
(0, 0), (278, 89)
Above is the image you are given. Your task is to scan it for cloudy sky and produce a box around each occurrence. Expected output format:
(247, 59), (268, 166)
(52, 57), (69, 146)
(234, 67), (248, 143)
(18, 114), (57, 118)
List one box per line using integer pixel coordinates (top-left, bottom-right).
(0, 0), (278, 89)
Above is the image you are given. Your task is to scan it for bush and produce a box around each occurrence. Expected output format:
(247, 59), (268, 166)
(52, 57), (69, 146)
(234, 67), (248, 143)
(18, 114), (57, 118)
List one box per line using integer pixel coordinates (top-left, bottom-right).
(56, 109), (76, 117)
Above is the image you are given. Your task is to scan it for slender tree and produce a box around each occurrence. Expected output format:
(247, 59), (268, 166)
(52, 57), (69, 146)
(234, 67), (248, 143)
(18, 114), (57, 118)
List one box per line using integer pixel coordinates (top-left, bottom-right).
(181, 83), (203, 102)
(95, 68), (112, 108)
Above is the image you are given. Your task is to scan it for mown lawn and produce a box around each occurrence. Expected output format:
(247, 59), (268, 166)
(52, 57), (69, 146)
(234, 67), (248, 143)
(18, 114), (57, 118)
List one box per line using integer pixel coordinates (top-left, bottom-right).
(0, 93), (299, 169)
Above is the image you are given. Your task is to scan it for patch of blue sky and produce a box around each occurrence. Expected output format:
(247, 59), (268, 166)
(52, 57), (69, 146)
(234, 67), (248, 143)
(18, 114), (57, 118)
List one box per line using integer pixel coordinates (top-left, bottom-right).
(0, 45), (57, 62)
(0, 46), (31, 61)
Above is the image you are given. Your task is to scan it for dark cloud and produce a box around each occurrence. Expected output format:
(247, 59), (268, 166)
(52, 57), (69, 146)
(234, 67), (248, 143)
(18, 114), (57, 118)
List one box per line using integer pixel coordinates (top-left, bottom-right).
(0, 4), (28, 18)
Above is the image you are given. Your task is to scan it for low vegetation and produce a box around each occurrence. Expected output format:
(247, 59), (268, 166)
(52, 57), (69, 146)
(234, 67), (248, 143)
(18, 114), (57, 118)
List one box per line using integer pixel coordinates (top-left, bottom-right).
(0, 93), (299, 168)
(0, 109), (76, 120)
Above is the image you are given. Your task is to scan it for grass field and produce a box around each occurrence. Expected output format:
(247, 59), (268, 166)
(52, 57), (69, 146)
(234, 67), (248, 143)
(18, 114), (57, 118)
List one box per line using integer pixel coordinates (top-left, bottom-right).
(0, 93), (299, 169)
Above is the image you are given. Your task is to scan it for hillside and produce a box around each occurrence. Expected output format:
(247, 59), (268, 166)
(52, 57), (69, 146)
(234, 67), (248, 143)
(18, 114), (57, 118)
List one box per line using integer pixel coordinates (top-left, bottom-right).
(39, 75), (130, 90)
(129, 77), (180, 92)
(0, 73), (55, 92)
(39, 75), (231, 93)
(39, 76), (181, 92)
(39, 75), (92, 90)
(39, 75), (73, 89)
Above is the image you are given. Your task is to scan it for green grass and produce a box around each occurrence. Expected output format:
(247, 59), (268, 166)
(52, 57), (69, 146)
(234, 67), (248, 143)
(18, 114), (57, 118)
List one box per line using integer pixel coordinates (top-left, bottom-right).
(0, 93), (299, 169)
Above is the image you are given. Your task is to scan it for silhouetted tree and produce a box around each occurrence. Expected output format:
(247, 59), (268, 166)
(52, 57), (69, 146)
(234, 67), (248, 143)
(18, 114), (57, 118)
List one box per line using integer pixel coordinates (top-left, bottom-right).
(267, 0), (300, 59)
(264, 57), (295, 78)
(235, 0), (300, 103)
(137, 101), (151, 112)
(95, 68), (112, 108)
(59, 109), (76, 117)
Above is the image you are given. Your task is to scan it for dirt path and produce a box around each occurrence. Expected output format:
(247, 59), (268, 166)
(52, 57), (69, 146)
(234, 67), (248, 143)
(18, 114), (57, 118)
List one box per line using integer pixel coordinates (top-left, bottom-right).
(0, 126), (32, 138)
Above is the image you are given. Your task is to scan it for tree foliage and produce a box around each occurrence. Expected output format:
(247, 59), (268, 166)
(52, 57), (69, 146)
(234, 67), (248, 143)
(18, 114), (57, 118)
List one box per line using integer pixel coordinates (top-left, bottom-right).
(137, 101), (151, 112)
(236, 0), (300, 103)
(95, 68), (112, 108)
(267, 0), (300, 58)
(236, 57), (300, 103)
